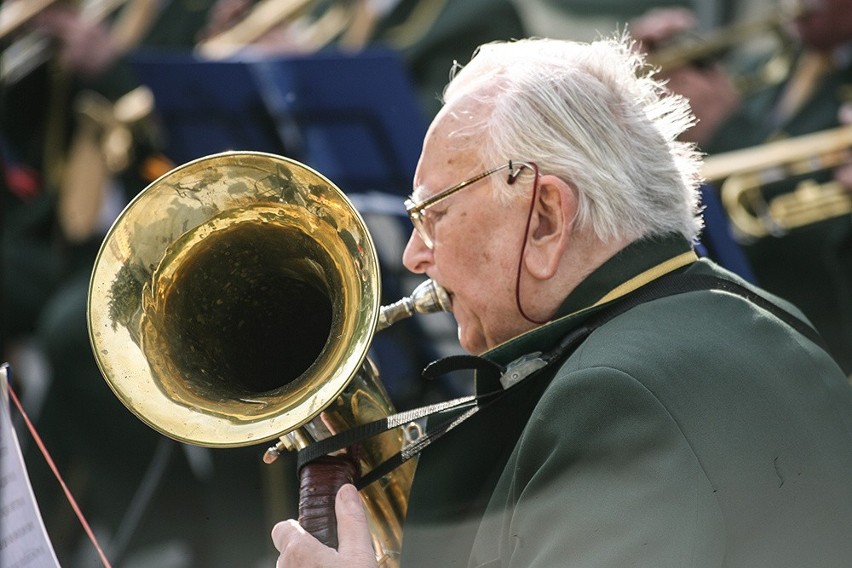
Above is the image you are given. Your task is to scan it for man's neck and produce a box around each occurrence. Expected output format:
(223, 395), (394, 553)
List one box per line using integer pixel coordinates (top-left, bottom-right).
(546, 232), (635, 317)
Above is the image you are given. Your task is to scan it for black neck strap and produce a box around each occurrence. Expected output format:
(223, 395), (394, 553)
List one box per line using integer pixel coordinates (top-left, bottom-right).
(297, 271), (828, 488)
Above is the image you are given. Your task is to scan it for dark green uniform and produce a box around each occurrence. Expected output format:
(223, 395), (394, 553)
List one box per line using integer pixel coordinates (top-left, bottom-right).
(401, 234), (852, 567)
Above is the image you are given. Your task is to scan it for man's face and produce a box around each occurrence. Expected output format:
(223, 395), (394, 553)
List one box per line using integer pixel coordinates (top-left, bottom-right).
(794, 0), (852, 51)
(402, 109), (535, 355)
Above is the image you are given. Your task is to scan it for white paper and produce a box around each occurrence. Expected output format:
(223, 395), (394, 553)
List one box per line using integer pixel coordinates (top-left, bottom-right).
(0, 363), (61, 568)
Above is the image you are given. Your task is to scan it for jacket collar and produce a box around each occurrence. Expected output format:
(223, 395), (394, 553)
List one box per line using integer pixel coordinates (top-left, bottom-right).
(483, 233), (697, 367)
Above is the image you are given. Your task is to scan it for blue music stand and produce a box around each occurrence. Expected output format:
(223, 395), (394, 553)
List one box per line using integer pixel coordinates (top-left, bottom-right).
(697, 184), (757, 283)
(130, 51), (290, 164)
(130, 48), (428, 196)
(250, 49), (427, 195)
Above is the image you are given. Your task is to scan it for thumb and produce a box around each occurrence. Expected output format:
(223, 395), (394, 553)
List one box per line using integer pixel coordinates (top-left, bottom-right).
(334, 484), (378, 565)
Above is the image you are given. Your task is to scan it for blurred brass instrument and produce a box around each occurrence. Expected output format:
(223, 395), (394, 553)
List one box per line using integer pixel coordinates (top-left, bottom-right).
(0, 0), (134, 84)
(196, 0), (361, 59)
(87, 152), (451, 567)
(196, 0), (313, 59)
(646, 1), (804, 93)
(1, 0), (61, 84)
(0, 0), (59, 40)
(702, 125), (852, 240)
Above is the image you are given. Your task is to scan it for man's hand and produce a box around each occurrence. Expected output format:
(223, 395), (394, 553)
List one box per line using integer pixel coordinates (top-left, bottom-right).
(271, 484), (379, 568)
(629, 6), (697, 52)
(663, 64), (741, 146)
(629, 7), (741, 147)
(36, 6), (119, 77)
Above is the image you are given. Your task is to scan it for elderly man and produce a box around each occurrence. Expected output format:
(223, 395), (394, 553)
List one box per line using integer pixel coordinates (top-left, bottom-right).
(271, 36), (852, 567)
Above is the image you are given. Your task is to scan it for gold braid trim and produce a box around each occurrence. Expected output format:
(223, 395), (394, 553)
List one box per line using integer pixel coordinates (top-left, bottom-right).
(592, 250), (699, 307)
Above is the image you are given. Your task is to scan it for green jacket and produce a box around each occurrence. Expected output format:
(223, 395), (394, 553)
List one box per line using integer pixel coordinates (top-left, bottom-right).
(401, 234), (852, 567)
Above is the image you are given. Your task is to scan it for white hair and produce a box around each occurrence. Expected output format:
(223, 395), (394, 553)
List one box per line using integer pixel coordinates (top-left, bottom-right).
(441, 34), (704, 242)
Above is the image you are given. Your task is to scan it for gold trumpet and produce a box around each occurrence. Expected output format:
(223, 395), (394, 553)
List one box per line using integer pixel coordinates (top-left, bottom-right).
(87, 152), (451, 567)
(702, 125), (852, 240)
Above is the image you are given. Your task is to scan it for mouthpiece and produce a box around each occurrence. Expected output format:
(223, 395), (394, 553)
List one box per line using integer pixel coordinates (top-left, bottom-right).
(376, 279), (452, 331)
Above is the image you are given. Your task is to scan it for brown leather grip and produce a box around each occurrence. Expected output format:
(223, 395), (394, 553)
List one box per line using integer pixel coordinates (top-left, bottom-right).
(298, 454), (360, 548)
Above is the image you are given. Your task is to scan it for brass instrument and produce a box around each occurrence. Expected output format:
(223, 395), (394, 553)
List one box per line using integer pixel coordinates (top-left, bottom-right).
(702, 125), (852, 240)
(0, 0), (59, 41)
(645, 1), (804, 93)
(196, 0), (310, 59)
(1, 0), (136, 85)
(195, 0), (376, 60)
(87, 152), (451, 567)
(196, 0), (320, 59)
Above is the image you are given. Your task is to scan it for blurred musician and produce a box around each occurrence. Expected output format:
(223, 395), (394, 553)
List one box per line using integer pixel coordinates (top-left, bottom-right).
(632, 0), (852, 373)
(196, 0), (528, 119)
(2, 2), (287, 567)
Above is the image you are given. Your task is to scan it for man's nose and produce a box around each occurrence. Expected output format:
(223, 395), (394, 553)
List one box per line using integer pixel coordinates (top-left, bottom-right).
(402, 230), (433, 274)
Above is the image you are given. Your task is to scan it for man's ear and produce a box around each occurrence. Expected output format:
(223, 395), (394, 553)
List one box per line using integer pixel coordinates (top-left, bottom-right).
(523, 174), (577, 279)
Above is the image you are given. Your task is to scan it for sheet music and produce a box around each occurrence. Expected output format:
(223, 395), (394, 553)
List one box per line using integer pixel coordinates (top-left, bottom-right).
(0, 363), (60, 568)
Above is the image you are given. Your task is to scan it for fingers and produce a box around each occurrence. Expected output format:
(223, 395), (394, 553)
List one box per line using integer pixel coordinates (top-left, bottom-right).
(197, 0), (254, 41)
(334, 484), (379, 565)
(271, 519), (332, 567)
(271, 519), (306, 553)
(34, 6), (79, 39)
(33, 6), (116, 75)
(270, 485), (378, 568)
(629, 7), (698, 48)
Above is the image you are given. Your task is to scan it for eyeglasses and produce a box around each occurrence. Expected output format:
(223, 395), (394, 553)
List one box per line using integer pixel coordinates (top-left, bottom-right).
(404, 160), (536, 249)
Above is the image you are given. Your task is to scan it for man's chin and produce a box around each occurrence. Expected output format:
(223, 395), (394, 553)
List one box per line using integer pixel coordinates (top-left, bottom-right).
(457, 328), (487, 356)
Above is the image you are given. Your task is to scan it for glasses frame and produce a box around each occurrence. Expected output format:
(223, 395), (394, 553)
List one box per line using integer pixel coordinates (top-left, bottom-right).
(405, 160), (535, 249)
